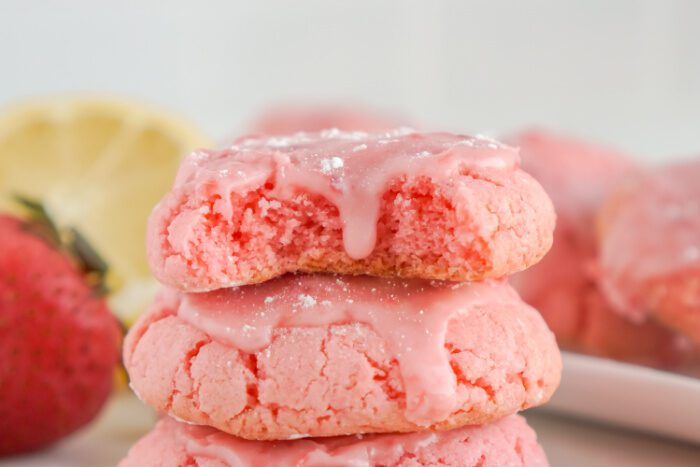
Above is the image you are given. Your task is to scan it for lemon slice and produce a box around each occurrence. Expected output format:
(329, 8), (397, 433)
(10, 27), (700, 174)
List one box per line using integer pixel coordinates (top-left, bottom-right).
(0, 96), (210, 322)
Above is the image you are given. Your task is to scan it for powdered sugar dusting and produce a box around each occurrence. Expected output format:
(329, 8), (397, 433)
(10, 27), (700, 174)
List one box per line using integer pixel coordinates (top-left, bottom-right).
(297, 294), (317, 308)
(177, 275), (521, 428)
(319, 156), (344, 174)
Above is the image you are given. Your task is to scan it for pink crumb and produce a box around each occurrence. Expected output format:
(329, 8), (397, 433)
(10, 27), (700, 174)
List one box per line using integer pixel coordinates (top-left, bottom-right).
(147, 130), (554, 291)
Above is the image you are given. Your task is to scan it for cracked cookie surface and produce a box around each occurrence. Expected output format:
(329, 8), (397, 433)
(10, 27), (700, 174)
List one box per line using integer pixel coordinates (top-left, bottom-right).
(124, 279), (561, 440)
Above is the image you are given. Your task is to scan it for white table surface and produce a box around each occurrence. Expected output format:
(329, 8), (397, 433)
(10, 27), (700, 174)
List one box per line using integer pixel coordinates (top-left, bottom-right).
(1, 392), (698, 467)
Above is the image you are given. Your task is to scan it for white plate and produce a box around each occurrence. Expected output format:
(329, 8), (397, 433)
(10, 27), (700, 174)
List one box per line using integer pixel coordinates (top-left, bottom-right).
(542, 352), (700, 444)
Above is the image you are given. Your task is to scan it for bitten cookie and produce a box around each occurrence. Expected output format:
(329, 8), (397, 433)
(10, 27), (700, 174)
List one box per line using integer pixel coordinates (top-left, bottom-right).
(599, 159), (700, 344)
(124, 275), (561, 440)
(119, 415), (548, 467)
(147, 129), (555, 291)
(510, 130), (687, 366)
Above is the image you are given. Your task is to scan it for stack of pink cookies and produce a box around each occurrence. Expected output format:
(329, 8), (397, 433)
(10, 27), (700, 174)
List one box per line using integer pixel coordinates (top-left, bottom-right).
(120, 129), (561, 466)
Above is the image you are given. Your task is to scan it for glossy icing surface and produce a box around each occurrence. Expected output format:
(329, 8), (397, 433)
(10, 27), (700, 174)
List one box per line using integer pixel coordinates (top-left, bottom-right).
(177, 274), (518, 426)
(172, 129), (518, 259)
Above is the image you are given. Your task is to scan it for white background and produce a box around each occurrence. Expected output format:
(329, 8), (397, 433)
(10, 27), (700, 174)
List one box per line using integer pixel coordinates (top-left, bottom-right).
(0, 0), (698, 162)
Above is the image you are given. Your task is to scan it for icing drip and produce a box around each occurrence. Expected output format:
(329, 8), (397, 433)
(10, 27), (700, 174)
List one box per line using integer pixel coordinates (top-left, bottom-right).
(176, 274), (516, 426)
(173, 129), (518, 259)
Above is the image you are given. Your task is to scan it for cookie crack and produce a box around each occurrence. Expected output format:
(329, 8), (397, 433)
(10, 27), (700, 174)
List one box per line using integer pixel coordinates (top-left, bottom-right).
(173, 338), (210, 415)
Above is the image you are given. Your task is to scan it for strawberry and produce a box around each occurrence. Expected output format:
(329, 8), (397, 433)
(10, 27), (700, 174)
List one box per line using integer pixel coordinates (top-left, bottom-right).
(0, 212), (121, 455)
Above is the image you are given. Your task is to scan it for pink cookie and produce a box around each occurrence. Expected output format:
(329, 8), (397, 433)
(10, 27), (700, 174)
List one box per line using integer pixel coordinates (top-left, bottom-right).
(124, 275), (560, 440)
(599, 159), (700, 344)
(510, 131), (685, 366)
(147, 129), (555, 291)
(119, 415), (548, 467)
(249, 105), (404, 134)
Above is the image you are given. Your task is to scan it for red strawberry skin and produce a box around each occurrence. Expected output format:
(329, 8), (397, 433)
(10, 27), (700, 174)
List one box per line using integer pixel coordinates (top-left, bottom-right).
(0, 215), (121, 455)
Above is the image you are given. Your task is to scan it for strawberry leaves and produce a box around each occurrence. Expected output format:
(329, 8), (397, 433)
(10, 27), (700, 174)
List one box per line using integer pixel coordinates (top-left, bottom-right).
(13, 195), (109, 295)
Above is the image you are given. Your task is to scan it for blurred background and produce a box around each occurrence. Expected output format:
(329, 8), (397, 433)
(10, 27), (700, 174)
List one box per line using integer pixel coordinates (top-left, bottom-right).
(1, 0), (698, 160)
(1, 1), (700, 465)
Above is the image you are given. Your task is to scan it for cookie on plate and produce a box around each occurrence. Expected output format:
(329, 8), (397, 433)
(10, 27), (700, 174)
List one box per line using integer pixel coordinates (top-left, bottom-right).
(599, 159), (700, 344)
(510, 130), (687, 366)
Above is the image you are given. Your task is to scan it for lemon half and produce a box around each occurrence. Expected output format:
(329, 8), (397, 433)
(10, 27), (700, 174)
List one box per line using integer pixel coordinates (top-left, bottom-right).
(0, 96), (210, 321)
